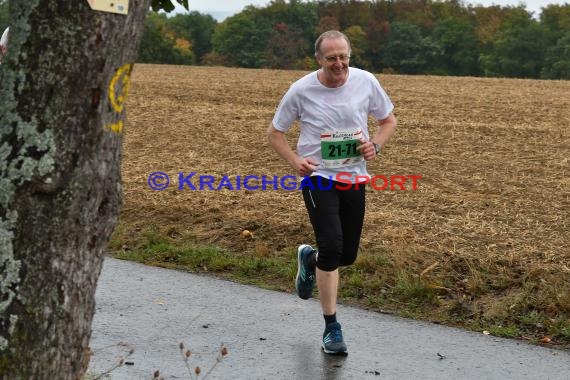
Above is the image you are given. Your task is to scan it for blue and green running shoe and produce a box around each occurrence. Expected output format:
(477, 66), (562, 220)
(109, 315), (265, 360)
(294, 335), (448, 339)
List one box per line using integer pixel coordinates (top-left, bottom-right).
(295, 244), (316, 300)
(322, 322), (348, 355)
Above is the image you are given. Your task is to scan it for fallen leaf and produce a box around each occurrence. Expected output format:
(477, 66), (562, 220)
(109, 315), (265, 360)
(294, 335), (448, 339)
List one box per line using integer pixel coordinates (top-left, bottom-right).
(540, 336), (552, 343)
(242, 229), (254, 239)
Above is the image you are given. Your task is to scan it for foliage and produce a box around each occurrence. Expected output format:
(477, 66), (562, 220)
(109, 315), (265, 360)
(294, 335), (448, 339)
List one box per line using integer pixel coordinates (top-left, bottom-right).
(365, 18), (391, 72)
(540, 3), (570, 42)
(316, 15), (340, 36)
(138, 13), (194, 65)
(212, 11), (271, 68)
(168, 12), (216, 63)
(318, 0), (372, 30)
(134, 0), (570, 78)
(432, 18), (479, 76)
(541, 31), (570, 79)
(343, 25), (370, 69)
(213, 0), (319, 69)
(480, 8), (549, 78)
(383, 22), (439, 74)
(264, 22), (308, 69)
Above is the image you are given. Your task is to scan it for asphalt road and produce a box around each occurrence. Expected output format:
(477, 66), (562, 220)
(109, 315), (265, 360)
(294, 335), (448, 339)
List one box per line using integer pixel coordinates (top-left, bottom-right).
(88, 258), (570, 379)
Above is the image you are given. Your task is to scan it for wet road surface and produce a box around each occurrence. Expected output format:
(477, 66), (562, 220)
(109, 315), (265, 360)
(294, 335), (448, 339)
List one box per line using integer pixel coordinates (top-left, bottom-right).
(88, 258), (570, 379)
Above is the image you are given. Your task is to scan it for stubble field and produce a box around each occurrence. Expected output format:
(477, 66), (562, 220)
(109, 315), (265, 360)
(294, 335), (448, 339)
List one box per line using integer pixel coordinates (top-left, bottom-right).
(114, 64), (569, 345)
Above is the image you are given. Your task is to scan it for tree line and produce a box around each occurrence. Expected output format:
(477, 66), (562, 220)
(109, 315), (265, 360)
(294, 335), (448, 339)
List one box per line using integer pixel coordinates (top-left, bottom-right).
(1, 0), (568, 79)
(135, 0), (570, 79)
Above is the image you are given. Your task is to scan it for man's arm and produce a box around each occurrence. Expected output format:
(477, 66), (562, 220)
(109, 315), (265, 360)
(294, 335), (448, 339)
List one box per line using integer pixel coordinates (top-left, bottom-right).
(267, 124), (317, 176)
(372, 112), (397, 149)
(358, 112), (397, 161)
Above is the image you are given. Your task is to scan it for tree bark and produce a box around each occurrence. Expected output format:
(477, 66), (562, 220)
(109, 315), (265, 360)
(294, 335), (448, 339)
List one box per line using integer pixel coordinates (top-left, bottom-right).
(0, 0), (149, 377)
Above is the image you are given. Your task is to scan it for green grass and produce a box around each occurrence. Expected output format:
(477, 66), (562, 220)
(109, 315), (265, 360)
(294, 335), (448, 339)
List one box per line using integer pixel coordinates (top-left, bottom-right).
(109, 225), (570, 349)
(392, 272), (440, 309)
(114, 228), (297, 291)
(488, 325), (520, 339)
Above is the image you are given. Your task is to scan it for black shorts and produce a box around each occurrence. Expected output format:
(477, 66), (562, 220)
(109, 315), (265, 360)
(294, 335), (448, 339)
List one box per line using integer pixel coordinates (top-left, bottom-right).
(301, 176), (366, 271)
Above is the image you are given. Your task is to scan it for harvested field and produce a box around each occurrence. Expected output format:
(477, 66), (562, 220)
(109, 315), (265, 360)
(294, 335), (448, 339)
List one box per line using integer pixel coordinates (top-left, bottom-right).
(116, 64), (569, 344)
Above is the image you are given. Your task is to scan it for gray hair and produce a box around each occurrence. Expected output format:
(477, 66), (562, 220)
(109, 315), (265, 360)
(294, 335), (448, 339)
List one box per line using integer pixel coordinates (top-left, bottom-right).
(314, 30), (351, 57)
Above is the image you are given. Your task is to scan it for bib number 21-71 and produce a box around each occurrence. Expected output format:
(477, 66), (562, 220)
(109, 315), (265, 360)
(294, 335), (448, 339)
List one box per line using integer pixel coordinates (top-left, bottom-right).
(320, 129), (364, 168)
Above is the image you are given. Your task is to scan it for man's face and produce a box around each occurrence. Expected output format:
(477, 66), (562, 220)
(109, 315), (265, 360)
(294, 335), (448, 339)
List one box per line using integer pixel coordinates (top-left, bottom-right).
(316, 37), (350, 86)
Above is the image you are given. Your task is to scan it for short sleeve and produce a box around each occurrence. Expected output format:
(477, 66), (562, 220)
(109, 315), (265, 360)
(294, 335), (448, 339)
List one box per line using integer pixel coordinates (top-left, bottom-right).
(272, 84), (300, 133)
(368, 74), (394, 121)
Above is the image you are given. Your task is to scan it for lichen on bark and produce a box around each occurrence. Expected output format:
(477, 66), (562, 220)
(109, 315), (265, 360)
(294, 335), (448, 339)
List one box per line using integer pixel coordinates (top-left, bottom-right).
(0, 0), (55, 351)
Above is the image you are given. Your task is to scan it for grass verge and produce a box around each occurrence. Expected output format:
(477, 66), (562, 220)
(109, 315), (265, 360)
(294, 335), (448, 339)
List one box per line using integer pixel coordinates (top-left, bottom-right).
(109, 223), (570, 350)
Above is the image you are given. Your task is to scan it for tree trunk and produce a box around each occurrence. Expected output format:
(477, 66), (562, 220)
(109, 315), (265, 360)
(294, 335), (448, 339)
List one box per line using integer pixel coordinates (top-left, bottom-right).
(0, 0), (150, 377)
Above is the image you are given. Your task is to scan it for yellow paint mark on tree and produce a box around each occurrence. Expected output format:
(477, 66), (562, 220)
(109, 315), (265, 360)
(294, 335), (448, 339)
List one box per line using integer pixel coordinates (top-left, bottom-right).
(107, 120), (124, 134)
(106, 63), (133, 134)
(109, 63), (133, 113)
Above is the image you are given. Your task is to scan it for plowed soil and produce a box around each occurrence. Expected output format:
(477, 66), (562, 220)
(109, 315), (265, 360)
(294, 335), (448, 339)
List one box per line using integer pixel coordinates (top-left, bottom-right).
(120, 64), (569, 323)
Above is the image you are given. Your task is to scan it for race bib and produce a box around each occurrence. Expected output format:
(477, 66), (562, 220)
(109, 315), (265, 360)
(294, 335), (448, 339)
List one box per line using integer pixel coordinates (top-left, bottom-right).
(320, 129), (364, 168)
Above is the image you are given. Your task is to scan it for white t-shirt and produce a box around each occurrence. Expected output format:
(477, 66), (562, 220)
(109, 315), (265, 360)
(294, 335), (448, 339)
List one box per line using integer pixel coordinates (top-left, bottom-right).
(272, 67), (394, 183)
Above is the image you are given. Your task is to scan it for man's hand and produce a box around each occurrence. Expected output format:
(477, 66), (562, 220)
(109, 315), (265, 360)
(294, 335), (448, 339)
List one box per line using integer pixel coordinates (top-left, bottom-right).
(267, 125), (320, 176)
(295, 156), (318, 176)
(358, 139), (377, 161)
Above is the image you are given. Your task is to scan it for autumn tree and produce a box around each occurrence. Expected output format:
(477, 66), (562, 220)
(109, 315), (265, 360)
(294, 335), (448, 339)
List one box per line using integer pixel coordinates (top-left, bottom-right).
(138, 12), (194, 65)
(480, 7), (549, 78)
(431, 0), (470, 22)
(0, 0), (186, 377)
(365, 18), (390, 72)
(317, 0), (371, 30)
(316, 15), (341, 35)
(264, 22), (308, 69)
(391, 0), (437, 33)
(167, 11), (217, 64)
(344, 25), (370, 69)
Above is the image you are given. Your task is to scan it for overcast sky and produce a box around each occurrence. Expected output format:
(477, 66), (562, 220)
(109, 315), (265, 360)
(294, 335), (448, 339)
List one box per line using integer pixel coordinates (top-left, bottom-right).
(176, 0), (568, 19)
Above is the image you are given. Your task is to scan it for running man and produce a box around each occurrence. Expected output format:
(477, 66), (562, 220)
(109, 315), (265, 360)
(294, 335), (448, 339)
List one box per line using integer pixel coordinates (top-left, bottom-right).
(267, 30), (397, 355)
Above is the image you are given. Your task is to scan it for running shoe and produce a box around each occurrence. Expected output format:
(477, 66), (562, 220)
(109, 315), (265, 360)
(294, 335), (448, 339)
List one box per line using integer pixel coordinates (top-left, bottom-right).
(295, 244), (316, 300)
(322, 322), (348, 355)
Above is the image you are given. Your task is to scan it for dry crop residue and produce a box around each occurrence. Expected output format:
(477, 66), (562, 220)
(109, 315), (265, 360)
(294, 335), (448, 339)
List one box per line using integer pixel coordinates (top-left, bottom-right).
(121, 64), (570, 324)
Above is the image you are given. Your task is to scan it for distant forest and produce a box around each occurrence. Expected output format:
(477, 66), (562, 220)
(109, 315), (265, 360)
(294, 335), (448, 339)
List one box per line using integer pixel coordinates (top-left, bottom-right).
(1, 0), (569, 78)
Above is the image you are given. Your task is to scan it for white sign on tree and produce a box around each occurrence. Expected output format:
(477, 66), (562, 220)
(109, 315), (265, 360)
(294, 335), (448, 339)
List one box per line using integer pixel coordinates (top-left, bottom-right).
(87, 0), (129, 15)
